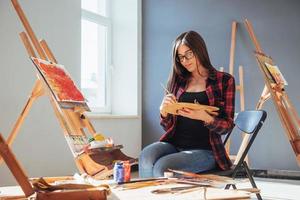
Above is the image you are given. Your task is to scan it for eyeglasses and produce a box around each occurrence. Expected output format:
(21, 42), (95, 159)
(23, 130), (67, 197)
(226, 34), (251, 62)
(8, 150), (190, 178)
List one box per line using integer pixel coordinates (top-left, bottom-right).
(176, 50), (194, 63)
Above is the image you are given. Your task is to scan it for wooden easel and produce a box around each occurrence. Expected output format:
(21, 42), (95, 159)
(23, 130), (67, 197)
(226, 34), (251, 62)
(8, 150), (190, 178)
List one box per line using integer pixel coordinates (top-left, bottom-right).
(221, 21), (248, 165)
(242, 19), (300, 166)
(0, 0), (134, 179)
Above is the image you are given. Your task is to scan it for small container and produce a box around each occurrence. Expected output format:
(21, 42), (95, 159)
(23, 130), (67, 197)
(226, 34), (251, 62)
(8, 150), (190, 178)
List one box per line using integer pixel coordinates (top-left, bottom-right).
(113, 162), (124, 183)
(123, 161), (131, 182)
(164, 171), (174, 178)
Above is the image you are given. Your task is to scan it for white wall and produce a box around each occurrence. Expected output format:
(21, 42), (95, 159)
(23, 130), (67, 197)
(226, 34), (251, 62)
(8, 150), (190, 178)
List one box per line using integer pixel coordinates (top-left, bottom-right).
(0, 0), (141, 186)
(111, 0), (139, 115)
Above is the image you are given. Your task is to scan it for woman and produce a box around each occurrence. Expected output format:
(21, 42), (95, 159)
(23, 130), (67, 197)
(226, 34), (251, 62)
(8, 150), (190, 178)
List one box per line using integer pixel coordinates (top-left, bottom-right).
(139, 31), (235, 178)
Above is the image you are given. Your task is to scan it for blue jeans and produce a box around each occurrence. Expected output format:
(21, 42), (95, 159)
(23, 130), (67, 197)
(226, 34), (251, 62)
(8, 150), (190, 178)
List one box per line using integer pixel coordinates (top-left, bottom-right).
(139, 142), (216, 178)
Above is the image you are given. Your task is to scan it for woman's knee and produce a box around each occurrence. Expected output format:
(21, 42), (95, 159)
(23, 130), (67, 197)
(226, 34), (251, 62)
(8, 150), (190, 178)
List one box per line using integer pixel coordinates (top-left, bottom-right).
(153, 163), (167, 177)
(152, 156), (173, 177)
(139, 142), (176, 166)
(139, 142), (160, 165)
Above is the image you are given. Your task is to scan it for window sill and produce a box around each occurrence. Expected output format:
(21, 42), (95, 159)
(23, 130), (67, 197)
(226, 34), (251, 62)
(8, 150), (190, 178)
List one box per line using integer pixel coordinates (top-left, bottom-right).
(85, 112), (140, 119)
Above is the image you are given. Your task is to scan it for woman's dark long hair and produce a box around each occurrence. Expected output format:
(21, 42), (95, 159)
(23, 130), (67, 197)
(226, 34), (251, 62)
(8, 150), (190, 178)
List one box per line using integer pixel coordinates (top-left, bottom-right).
(167, 31), (215, 93)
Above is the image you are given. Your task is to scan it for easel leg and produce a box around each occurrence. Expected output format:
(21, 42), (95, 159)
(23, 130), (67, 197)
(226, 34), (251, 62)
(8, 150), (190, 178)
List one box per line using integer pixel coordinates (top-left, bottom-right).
(0, 80), (44, 165)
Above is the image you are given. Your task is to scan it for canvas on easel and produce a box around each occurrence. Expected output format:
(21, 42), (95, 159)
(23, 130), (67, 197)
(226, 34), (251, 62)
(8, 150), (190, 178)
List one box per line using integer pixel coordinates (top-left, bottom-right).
(31, 57), (89, 108)
(0, 0), (136, 180)
(264, 62), (288, 86)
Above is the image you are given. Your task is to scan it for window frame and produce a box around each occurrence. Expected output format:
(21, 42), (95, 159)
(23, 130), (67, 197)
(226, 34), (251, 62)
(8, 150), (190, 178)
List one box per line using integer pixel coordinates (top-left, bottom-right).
(81, 1), (112, 113)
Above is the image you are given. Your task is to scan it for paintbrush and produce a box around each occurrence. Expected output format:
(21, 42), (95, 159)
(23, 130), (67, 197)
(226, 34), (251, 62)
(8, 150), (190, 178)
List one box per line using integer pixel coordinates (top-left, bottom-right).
(151, 185), (199, 194)
(117, 177), (168, 185)
(168, 169), (231, 182)
(160, 83), (177, 103)
(160, 82), (171, 94)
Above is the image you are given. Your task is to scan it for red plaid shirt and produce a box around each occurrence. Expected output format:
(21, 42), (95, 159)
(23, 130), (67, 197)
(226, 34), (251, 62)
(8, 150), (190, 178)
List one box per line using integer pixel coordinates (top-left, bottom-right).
(160, 69), (235, 170)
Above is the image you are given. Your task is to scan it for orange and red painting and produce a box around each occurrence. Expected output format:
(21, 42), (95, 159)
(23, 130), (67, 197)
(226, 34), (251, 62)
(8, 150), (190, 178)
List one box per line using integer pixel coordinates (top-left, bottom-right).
(31, 57), (85, 103)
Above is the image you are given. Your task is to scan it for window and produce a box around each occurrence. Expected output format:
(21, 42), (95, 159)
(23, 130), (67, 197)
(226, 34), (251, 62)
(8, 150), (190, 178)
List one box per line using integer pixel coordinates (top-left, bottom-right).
(81, 0), (111, 113)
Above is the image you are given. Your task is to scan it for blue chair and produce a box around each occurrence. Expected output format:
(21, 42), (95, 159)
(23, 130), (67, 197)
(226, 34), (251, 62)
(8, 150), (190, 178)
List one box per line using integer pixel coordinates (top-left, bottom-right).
(209, 110), (267, 200)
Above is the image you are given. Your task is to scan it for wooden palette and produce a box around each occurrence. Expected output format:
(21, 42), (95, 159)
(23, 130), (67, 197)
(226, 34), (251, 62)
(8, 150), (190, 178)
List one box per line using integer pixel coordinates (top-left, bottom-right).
(163, 103), (219, 116)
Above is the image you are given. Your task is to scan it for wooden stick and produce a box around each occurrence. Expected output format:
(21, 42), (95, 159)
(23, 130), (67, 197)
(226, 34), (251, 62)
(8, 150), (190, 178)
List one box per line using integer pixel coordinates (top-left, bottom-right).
(282, 94), (300, 127)
(239, 66), (245, 111)
(224, 21), (236, 156)
(234, 135), (249, 165)
(6, 80), (43, 143)
(11, 0), (47, 59)
(229, 21), (237, 75)
(40, 39), (57, 63)
(62, 110), (84, 134)
(151, 185), (200, 194)
(80, 114), (97, 135)
(168, 169), (231, 182)
(67, 111), (85, 130)
(19, 32), (36, 57)
(256, 85), (271, 109)
(49, 98), (74, 136)
(117, 177), (168, 185)
(244, 19), (263, 53)
(120, 180), (168, 190)
(0, 134), (34, 197)
(237, 65), (250, 164)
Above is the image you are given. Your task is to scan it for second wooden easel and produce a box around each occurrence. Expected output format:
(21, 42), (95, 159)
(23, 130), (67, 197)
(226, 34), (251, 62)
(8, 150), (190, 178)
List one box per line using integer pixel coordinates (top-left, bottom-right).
(243, 19), (300, 166)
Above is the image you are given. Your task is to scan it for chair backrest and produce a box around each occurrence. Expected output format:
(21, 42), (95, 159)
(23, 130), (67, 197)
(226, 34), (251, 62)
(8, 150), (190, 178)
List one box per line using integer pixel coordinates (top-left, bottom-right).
(223, 110), (267, 146)
(235, 110), (267, 134)
(230, 110), (267, 172)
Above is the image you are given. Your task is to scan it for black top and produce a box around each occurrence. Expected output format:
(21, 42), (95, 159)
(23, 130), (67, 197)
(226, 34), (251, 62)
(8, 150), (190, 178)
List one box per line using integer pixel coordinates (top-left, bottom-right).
(170, 91), (212, 150)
